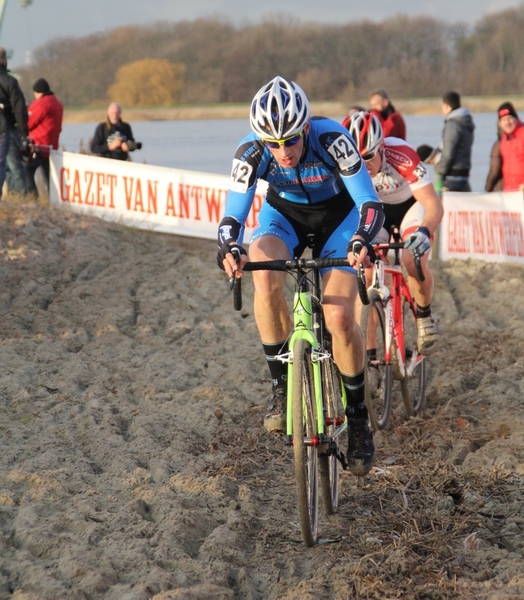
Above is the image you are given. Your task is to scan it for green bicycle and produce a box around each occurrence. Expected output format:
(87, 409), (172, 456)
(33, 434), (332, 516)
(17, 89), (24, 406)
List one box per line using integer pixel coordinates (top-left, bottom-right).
(232, 243), (368, 546)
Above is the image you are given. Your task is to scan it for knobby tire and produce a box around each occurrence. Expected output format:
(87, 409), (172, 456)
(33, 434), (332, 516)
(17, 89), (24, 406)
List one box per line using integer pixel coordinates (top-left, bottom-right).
(400, 298), (427, 417)
(319, 355), (344, 514)
(360, 289), (393, 430)
(292, 338), (319, 547)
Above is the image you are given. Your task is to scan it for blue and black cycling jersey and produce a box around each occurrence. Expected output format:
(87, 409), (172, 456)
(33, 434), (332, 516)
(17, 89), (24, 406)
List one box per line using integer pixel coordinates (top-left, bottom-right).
(218, 116), (384, 247)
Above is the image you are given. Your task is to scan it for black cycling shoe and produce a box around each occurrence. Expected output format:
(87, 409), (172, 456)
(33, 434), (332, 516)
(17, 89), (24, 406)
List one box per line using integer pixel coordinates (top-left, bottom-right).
(346, 418), (375, 476)
(263, 388), (287, 433)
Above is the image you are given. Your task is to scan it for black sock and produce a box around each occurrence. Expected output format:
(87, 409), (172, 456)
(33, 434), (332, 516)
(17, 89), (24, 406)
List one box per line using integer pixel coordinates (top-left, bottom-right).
(262, 341), (289, 390)
(341, 370), (369, 420)
(416, 303), (432, 319)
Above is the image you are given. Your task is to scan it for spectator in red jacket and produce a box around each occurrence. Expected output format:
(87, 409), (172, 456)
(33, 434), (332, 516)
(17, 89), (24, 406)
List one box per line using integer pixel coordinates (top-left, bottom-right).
(497, 102), (524, 192)
(369, 89), (406, 139)
(25, 77), (63, 196)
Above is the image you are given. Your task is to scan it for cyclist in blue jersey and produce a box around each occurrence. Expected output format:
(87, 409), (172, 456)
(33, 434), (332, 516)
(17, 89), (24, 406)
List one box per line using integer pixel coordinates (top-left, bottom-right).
(217, 76), (384, 476)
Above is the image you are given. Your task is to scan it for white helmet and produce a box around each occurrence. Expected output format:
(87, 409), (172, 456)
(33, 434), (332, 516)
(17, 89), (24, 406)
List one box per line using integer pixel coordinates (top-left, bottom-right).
(250, 76), (310, 139)
(347, 111), (384, 156)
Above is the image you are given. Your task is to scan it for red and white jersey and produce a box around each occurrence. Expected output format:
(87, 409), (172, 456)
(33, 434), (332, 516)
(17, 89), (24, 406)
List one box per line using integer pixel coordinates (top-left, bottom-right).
(372, 137), (432, 205)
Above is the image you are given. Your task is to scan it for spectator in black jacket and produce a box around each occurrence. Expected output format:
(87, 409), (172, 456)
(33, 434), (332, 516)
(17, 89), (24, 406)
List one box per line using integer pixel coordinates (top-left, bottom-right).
(5, 62), (28, 195)
(0, 46), (29, 197)
(90, 102), (139, 161)
(438, 91), (475, 192)
(484, 124), (504, 192)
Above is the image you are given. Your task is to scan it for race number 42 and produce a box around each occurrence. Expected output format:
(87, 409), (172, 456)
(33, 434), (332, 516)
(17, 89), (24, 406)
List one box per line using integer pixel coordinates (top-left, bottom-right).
(230, 159), (253, 193)
(327, 135), (360, 171)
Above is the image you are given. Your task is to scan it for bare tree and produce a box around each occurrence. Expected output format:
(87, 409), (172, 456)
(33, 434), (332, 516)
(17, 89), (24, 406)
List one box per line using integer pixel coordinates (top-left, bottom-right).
(13, 10), (524, 107)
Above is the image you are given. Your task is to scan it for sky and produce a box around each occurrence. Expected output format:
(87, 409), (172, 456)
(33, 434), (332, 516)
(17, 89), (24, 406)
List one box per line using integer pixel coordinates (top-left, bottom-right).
(2, 0), (522, 69)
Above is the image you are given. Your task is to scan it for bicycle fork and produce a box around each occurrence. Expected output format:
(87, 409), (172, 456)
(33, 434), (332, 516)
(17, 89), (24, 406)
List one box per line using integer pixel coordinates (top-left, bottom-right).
(281, 290), (346, 460)
(391, 276), (425, 378)
(283, 290), (324, 437)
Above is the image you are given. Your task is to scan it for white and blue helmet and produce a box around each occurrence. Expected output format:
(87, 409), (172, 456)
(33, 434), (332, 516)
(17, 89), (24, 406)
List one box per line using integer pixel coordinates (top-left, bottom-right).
(250, 76), (310, 139)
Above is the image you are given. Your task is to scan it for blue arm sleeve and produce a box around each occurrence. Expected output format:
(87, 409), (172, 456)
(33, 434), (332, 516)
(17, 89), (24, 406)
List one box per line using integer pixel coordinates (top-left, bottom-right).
(218, 187), (256, 245)
(218, 133), (267, 244)
(340, 164), (384, 243)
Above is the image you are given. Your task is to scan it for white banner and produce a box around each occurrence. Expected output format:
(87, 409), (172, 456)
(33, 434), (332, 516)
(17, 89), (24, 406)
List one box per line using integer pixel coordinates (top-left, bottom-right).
(49, 153), (524, 263)
(439, 190), (524, 263)
(49, 151), (268, 242)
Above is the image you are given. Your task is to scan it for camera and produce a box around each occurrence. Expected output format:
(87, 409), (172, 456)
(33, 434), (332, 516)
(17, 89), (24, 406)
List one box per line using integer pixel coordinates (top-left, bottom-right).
(126, 140), (142, 151)
(106, 132), (142, 151)
(19, 138), (34, 160)
(19, 138), (31, 158)
(106, 131), (125, 145)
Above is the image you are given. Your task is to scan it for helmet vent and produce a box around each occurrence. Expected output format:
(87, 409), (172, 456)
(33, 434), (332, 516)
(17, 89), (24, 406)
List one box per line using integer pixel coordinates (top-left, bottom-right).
(249, 76), (310, 139)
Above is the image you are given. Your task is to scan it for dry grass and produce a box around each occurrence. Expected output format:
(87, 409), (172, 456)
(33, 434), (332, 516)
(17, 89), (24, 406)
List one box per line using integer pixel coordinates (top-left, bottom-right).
(64, 96), (524, 124)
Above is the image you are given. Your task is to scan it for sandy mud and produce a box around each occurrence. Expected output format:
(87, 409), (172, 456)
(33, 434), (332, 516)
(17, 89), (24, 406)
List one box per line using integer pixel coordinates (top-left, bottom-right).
(0, 197), (523, 599)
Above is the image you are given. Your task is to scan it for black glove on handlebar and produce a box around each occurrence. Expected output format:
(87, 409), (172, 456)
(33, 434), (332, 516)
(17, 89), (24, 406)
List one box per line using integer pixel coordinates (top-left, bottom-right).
(346, 239), (377, 264)
(217, 242), (247, 270)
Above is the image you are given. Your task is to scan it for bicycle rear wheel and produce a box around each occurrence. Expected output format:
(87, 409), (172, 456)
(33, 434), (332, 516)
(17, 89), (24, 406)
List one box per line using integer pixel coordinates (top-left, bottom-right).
(400, 299), (427, 416)
(319, 354), (345, 514)
(292, 338), (319, 547)
(360, 289), (393, 430)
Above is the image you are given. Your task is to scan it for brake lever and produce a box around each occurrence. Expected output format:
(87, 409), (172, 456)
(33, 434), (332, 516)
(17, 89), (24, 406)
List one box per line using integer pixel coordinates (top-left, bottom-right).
(352, 241), (369, 305)
(229, 247), (241, 290)
(230, 247), (243, 311)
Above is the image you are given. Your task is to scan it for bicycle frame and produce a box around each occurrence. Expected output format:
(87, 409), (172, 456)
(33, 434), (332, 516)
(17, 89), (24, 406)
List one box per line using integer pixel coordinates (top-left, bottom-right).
(273, 268), (347, 440)
(369, 246), (424, 378)
(234, 251), (373, 443)
(233, 254), (365, 544)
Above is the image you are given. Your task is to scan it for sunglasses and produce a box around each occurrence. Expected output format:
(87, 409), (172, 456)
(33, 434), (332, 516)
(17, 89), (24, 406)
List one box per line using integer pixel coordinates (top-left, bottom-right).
(362, 149), (379, 162)
(262, 131), (303, 149)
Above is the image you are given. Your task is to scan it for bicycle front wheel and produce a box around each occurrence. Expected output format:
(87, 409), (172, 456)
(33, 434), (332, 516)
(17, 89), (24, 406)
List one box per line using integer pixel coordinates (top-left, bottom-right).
(360, 289), (393, 430)
(400, 299), (427, 416)
(292, 338), (319, 547)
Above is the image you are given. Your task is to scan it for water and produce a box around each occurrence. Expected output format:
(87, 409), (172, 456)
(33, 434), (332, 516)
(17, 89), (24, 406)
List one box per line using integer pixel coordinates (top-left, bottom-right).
(403, 112), (498, 193)
(60, 112), (499, 192)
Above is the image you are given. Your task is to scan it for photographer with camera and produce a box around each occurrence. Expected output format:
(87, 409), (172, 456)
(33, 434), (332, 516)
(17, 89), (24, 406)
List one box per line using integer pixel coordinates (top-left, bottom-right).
(25, 77), (64, 197)
(0, 46), (29, 199)
(90, 102), (142, 161)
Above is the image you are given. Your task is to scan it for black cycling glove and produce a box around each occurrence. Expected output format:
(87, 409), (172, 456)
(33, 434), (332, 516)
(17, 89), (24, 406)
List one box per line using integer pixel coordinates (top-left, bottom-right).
(346, 238), (377, 264)
(217, 242), (247, 270)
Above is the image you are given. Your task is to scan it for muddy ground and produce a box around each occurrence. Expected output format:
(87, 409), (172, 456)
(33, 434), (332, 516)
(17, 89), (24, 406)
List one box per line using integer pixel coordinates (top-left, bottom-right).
(0, 195), (523, 600)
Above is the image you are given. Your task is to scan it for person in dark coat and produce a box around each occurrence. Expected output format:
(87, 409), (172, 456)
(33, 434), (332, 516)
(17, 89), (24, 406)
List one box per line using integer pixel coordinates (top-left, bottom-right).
(90, 103), (138, 161)
(4, 59), (29, 195)
(438, 90), (475, 192)
(485, 125), (503, 192)
(0, 46), (29, 197)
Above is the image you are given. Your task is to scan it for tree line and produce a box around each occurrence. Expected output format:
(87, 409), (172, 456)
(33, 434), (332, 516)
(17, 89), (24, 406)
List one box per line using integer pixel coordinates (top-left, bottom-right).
(13, 6), (524, 108)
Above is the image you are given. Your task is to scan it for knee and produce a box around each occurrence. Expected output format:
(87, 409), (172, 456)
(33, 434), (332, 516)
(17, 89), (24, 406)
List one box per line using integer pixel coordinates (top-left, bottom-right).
(324, 303), (356, 336)
(253, 271), (285, 299)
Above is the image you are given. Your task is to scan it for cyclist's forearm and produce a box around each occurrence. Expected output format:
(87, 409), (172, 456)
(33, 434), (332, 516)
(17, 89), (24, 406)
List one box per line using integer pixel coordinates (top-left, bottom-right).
(413, 186), (444, 235)
(420, 201), (444, 235)
(355, 201), (385, 243)
(421, 209), (444, 236)
(218, 216), (242, 245)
